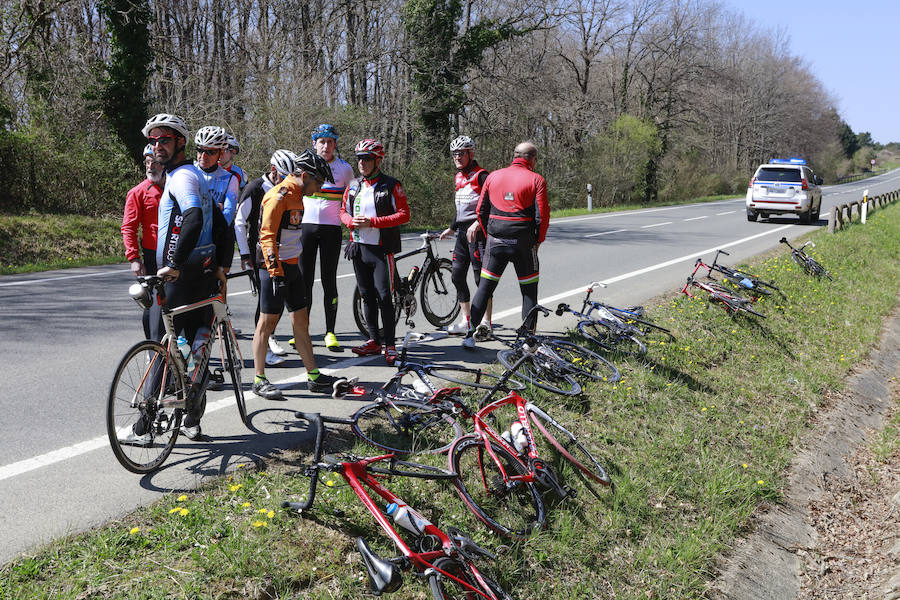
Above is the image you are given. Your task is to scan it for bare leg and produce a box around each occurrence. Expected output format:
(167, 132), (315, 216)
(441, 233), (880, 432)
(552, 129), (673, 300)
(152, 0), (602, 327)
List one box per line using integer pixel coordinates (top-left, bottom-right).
(253, 313), (280, 377)
(289, 308), (318, 372)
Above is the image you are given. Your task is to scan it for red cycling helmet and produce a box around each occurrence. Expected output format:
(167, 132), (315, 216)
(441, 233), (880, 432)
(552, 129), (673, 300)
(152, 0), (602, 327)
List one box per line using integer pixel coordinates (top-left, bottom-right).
(354, 138), (385, 159)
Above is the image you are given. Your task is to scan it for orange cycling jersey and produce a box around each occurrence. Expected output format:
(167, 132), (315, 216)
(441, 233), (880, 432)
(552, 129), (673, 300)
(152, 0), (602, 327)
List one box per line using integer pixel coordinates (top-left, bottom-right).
(259, 174), (306, 277)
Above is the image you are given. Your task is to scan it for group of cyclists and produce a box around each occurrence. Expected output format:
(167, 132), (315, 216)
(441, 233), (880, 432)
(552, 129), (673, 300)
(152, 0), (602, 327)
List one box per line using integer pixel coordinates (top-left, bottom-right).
(121, 111), (549, 439)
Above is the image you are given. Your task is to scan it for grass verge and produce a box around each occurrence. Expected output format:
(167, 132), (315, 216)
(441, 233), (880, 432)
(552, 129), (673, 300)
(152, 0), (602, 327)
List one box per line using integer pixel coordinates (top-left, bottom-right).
(2, 204), (899, 600)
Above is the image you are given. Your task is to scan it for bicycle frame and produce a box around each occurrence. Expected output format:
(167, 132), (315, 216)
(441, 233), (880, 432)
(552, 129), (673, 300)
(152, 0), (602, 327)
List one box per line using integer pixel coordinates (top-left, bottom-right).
(393, 233), (440, 292)
(680, 259), (744, 301)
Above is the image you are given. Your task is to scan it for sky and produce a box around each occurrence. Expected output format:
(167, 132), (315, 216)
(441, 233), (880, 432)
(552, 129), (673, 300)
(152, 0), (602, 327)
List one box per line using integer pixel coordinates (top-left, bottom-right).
(719, 0), (900, 144)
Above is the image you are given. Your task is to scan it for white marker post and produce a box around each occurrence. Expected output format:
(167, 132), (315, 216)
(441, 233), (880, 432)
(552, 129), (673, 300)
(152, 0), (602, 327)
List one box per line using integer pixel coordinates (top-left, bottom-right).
(862, 189), (868, 224)
(587, 183), (593, 211)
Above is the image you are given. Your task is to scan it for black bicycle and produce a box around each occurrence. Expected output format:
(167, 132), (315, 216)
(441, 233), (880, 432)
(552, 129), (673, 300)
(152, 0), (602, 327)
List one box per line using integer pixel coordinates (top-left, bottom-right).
(779, 237), (832, 280)
(353, 232), (459, 337)
(707, 250), (779, 296)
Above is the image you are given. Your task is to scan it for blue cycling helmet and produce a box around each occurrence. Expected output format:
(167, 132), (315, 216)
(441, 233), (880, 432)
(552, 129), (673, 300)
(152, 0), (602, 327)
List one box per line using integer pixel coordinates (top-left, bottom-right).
(311, 124), (339, 142)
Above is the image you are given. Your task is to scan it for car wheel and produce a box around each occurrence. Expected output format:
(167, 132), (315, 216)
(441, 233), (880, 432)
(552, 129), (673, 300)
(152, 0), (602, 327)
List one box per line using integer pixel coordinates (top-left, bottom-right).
(799, 209), (811, 224)
(746, 209), (758, 222)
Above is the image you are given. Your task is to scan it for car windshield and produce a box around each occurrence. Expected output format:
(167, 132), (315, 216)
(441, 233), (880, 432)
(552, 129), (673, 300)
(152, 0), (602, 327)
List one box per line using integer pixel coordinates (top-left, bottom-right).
(756, 168), (802, 183)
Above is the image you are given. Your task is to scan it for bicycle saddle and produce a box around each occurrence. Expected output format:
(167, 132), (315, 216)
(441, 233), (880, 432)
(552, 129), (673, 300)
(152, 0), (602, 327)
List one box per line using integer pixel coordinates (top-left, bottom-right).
(356, 537), (403, 594)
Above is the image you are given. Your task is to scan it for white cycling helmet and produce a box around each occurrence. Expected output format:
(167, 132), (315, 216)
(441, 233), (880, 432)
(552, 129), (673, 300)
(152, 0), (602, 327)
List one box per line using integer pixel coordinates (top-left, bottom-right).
(450, 135), (475, 153)
(226, 134), (240, 152)
(194, 126), (229, 149)
(142, 144), (154, 157)
(270, 149), (299, 177)
(142, 113), (189, 139)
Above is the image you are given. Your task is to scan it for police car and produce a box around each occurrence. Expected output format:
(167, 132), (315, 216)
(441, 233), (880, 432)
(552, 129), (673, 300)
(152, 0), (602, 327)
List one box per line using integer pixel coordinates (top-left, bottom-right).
(746, 158), (823, 223)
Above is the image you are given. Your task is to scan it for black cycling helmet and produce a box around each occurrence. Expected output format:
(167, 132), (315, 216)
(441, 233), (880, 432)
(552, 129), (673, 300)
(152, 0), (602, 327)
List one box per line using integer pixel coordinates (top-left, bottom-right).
(294, 149), (335, 183)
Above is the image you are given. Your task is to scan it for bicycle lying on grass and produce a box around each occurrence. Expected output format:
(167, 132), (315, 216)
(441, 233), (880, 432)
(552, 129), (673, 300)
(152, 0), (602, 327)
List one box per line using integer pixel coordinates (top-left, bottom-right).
(107, 273), (247, 474)
(555, 281), (675, 355)
(283, 412), (513, 599)
(705, 250), (779, 297)
(681, 259), (766, 318)
(779, 237), (832, 280)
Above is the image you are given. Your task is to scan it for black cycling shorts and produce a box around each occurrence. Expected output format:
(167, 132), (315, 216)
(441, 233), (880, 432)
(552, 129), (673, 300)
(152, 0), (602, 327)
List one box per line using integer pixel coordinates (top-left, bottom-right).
(259, 262), (307, 314)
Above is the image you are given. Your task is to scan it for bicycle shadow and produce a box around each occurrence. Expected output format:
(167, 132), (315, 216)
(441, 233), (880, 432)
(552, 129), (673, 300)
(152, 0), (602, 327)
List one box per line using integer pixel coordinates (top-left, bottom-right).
(736, 316), (796, 359)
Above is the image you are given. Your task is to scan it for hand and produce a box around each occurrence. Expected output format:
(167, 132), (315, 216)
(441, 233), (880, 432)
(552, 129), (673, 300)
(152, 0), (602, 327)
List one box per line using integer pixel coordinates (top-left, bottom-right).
(271, 275), (287, 298)
(216, 267), (227, 300)
(157, 266), (179, 281)
(130, 259), (146, 277)
(466, 222), (482, 243)
(240, 255), (251, 271)
(439, 227), (454, 240)
(352, 215), (371, 228)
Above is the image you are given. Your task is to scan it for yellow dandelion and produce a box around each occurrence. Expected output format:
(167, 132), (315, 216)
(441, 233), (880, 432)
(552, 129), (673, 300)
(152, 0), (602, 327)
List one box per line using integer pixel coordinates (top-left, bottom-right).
(258, 508), (268, 514)
(237, 463), (246, 469)
(242, 502), (251, 508)
(267, 510), (275, 519)
(177, 494), (188, 502)
(741, 463), (748, 469)
(326, 480), (335, 487)
(252, 521), (268, 528)
(757, 480), (764, 485)
(229, 484), (243, 492)
(179, 508), (189, 516)
(701, 407), (707, 412)
(129, 526), (141, 535)
(169, 507), (181, 514)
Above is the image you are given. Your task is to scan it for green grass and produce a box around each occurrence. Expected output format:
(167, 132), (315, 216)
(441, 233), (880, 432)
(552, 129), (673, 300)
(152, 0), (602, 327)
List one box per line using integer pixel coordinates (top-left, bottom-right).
(2, 205), (899, 600)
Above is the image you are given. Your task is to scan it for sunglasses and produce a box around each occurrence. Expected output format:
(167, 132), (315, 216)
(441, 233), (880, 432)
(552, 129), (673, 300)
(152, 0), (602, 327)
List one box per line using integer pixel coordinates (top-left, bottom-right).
(148, 135), (174, 146)
(451, 151), (469, 157)
(197, 148), (220, 156)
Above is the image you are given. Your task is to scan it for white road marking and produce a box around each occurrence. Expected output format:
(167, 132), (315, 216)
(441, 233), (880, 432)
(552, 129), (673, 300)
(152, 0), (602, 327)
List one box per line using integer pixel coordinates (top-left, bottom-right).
(585, 229), (627, 238)
(0, 269), (125, 287)
(641, 222), (672, 229)
(716, 211), (736, 216)
(684, 216), (708, 222)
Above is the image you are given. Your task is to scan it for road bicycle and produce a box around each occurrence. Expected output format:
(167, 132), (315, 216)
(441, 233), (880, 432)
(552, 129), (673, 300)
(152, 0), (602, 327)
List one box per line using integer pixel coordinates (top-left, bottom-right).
(106, 273), (247, 474)
(352, 232), (459, 337)
(494, 305), (621, 396)
(706, 250), (779, 296)
(283, 412), (513, 599)
(555, 281), (675, 355)
(346, 332), (525, 456)
(779, 237), (832, 280)
(681, 259), (765, 318)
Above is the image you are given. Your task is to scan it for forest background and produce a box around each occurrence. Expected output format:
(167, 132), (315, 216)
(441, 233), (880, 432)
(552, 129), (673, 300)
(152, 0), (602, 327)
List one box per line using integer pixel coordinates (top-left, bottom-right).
(0, 0), (894, 227)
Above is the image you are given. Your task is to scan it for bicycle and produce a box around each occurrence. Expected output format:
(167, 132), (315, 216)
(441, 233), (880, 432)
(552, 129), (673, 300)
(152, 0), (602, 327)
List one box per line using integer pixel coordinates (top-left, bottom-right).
(680, 259), (766, 318)
(352, 232), (460, 337)
(106, 273), (247, 474)
(283, 412), (513, 599)
(779, 237), (832, 280)
(555, 281), (675, 355)
(494, 305), (621, 396)
(707, 250), (779, 296)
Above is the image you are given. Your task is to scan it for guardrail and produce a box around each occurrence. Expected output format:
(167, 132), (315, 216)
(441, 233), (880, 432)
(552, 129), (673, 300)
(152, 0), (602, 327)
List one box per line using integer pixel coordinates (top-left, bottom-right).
(832, 168), (887, 185)
(828, 188), (900, 233)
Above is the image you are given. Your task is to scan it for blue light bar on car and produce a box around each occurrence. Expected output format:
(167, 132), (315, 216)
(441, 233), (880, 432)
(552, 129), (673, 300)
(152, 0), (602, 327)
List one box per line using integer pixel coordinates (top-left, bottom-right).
(769, 158), (807, 165)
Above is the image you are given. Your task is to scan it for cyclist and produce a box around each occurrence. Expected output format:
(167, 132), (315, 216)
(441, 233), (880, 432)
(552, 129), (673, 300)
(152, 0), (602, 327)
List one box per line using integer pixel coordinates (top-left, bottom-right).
(300, 124), (354, 353)
(126, 113), (231, 443)
(463, 141), (549, 350)
(340, 139), (410, 365)
(234, 149), (297, 367)
(122, 143), (165, 339)
(219, 134), (247, 192)
(252, 149), (345, 399)
(440, 135), (493, 337)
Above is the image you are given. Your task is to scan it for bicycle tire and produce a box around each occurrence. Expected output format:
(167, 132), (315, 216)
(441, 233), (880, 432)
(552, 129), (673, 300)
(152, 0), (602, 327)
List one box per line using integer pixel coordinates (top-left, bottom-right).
(426, 364), (526, 391)
(624, 316), (676, 346)
(420, 258), (460, 327)
(220, 320), (248, 428)
(449, 435), (545, 540)
(353, 286), (404, 339)
(529, 408), (612, 499)
(428, 556), (512, 600)
(721, 295), (765, 318)
(539, 338), (621, 383)
(806, 257), (832, 280)
(577, 319), (645, 356)
(107, 340), (182, 474)
(791, 251), (811, 275)
(367, 460), (457, 479)
(496, 348), (581, 396)
(352, 399), (463, 455)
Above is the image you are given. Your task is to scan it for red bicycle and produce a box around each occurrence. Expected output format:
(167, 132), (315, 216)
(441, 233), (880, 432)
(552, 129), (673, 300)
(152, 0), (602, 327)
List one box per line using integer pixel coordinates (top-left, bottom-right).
(681, 258), (765, 318)
(283, 412), (512, 599)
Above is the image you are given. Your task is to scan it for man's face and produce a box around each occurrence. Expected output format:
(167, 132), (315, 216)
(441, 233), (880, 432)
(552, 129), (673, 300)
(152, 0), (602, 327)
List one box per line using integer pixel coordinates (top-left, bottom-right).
(145, 156), (165, 184)
(357, 155), (379, 177)
(300, 172), (324, 196)
(269, 165), (284, 184)
(219, 148), (235, 169)
(148, 127), (178, 164)
(452, 149), (473, 171)
(196, 146), (221, 170)
(315, 137), (336, 162)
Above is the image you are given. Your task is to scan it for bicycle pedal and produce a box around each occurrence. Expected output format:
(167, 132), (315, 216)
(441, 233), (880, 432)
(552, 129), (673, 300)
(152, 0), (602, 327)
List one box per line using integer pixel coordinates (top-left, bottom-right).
(211, 368), (225, 384)
(332, 376), (360, 398)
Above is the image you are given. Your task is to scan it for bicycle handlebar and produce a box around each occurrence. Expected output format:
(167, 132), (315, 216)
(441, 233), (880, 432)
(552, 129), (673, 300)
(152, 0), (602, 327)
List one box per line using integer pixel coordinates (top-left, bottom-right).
(589, 281), (607, 290)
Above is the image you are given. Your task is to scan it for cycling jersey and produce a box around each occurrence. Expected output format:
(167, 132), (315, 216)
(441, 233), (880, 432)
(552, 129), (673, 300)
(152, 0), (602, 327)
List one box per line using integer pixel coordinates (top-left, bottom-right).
(156, 161), (219, 271)
(196, 163), (240, 225)
(259, 174), (306, 277)
(224, 164), (247, 192)
(234, 174), (275, 260)
(451, 161), (488, 230)
(340, 172), (410, 253)
(122, 179), (162, 261)
(302, 157), (354, 226)
(476, 157), (549, 244)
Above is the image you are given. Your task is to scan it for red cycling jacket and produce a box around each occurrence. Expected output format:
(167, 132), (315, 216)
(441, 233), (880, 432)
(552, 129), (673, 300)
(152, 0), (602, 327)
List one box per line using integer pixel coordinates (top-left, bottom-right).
(121, 179), (163, 261)
(476, 157), (549, 244)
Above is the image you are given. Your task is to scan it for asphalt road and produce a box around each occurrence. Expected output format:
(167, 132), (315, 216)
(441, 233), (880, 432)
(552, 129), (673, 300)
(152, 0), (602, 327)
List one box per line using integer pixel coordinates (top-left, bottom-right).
(1, 169), (898, 564)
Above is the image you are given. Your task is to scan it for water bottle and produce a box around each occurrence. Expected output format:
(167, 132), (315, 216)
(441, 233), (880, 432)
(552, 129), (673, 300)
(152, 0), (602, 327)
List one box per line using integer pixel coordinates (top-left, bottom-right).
(412, 378), (431, 395)
(176, 336), (192, 369)
(385, 502), (430, 536)
(739, 277), (754, 289)
(510, 421), (529, 454)
(407, 265), (420, 287)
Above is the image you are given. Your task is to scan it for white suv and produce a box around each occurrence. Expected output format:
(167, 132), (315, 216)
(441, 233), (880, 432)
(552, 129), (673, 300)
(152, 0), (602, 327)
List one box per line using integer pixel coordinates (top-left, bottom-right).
(746, 158), (823, 223)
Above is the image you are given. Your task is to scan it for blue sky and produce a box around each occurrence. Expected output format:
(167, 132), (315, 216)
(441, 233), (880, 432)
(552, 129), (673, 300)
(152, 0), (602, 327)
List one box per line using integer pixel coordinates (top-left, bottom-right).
(719, 0), (899, 144)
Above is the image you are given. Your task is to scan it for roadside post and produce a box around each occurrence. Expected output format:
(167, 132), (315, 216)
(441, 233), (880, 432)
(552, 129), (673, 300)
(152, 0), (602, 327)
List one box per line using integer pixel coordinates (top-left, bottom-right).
(587, 183), (593, 211)
(862, 189), (868, 224)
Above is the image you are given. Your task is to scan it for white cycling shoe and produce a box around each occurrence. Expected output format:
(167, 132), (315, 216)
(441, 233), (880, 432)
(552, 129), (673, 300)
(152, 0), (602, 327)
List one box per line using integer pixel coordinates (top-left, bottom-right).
(266, 349), (285, 366)
(268, 337), (288, 356)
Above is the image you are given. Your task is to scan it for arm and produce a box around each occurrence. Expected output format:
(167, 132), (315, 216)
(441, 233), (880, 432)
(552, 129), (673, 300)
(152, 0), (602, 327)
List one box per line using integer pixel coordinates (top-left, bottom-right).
(370, 183), (410, 228)
(259, 191), (286, 277)
(233, 183), (255, 260)
(169, 207), (204, 269)
(121, 187), (142, 266)
(221, 173), (240, 225)
(474, 181), (491, 240)
(339, 186), (355, 229)
(535, 175), (550, 244)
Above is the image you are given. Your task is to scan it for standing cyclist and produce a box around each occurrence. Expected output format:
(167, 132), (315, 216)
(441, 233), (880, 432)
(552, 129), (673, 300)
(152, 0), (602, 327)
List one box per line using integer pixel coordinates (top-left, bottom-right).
(440, 135), (493, 337)
(220, 134), (247, 192)
(300, 124), (354, 352)
(121, 143), (165, 339)
(340, 139), (410, 365)
(463, 141), (548, 350)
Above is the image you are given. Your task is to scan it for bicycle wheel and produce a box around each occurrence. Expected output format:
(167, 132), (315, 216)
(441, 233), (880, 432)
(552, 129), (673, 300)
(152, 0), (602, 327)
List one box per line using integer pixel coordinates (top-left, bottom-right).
(577, 320), (644, 356)
(220, 320), (248, 428)
(367, 460), (457, 480)
(529, 408), (612, 499)
(353, 286), (404, 338)
(449, 435), (545, 540)
(428, 556), (512, 600)
(496, 348), (581, 396)
(426, 364), (525, 391)
(352, 399), (463, 455)
(421, 258), (460, 327)
(721, 295), (765, 318)
(107, 340), (182, 474)
(806, 257), (832, 280)
(791, 252), (812, 275)
(539, 338), (621, 383)
(624, 316), (676, 346)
